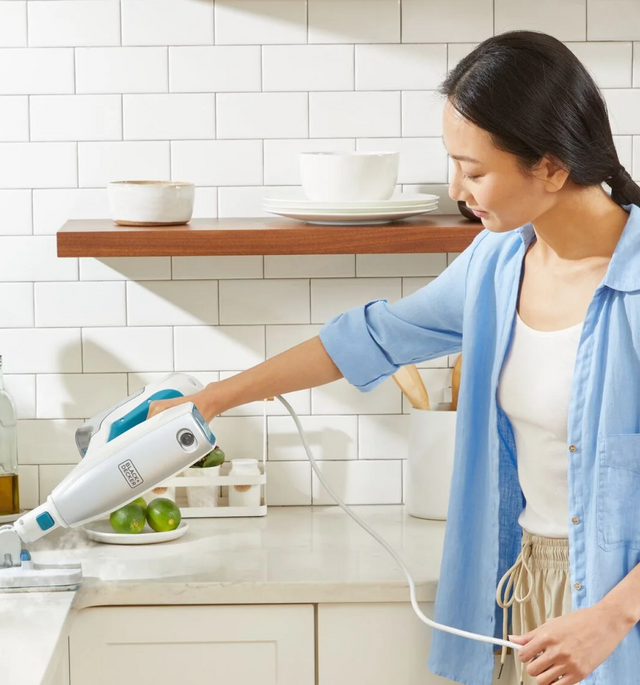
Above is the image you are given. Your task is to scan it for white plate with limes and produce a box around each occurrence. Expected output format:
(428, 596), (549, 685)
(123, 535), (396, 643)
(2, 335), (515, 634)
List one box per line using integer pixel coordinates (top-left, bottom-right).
(82, 519), (189, 545)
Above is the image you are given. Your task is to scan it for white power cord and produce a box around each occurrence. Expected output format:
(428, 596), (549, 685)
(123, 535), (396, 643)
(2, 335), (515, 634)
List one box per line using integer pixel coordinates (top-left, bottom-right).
(275, 393), (522, 655)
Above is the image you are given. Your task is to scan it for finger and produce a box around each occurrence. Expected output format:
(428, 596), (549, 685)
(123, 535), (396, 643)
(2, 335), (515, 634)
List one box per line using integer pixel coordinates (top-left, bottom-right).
(536, 664), (568, 685)
(526, 650), (555, 678)
(508, 634), (529, 645)
(147, 401), (167, 419)
(518, 640), (545, 663)
(511, 631), (537, 657)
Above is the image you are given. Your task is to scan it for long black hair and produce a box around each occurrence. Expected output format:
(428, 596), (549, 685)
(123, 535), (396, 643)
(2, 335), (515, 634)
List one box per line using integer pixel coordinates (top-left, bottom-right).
(439, 30), (640, 208)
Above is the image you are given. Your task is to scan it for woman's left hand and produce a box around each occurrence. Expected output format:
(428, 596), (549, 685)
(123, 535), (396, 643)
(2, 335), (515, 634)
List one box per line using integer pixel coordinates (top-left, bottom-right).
(509, 604), (630, 685)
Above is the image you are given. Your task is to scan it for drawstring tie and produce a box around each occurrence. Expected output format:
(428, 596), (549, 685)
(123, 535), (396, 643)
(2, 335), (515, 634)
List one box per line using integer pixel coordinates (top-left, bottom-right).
(496, 538), (535, 684)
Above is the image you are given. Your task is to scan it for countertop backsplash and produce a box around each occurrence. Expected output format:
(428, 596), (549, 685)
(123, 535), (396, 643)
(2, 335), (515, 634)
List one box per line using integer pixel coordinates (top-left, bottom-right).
(0, 0), (636, 510)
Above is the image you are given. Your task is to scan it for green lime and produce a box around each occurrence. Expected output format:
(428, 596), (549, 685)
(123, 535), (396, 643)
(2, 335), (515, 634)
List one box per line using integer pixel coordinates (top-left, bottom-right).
(131, 496), (148, 512)
(201, 446), (225, 468)
(110, 504), (146, 534)
(146, 498), (182, 532)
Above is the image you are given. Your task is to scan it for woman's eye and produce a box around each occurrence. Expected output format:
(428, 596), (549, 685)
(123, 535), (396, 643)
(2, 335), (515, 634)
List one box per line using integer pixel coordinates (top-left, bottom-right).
(463, 173), (480, 182)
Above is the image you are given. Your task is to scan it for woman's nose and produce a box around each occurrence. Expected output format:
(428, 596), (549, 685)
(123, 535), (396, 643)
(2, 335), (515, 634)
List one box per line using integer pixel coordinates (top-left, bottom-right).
(448, 167), (474, 205)
(448, 168), (466, 202)
(448, 178), (461, 202)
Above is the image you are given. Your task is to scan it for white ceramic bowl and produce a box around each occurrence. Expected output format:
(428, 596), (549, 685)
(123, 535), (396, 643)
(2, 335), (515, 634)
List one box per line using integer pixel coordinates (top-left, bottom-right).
(107, 180), (195, 226)
(299, 151), (399, 202)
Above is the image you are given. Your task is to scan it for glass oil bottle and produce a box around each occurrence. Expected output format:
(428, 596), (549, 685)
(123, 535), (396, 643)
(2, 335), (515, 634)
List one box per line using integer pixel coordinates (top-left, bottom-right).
(0, 356), (19, 516)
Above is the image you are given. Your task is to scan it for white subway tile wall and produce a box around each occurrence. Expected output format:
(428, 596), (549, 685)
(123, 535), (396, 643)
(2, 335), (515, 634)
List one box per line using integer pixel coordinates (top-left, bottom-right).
(494, 0), (588, 41)
(0, 3), (27, 49)
(33, 189), (111, 235)
(126, 280), (219, 326)
(402, 0), (493, 44)
(76, 47), (169, 94)
(123, 94), (216, 141)
(36, 373), (128, 420)
(0, 96), (29, 142)
(5, 375), (36, 420)
(122, 0), (214, 47)
(171, 140), (263, 186)
(78, 141), (171, 188)
(0, 0), (636, 509)
(0, 191), (32, 235)
(27, 1), (121, 48)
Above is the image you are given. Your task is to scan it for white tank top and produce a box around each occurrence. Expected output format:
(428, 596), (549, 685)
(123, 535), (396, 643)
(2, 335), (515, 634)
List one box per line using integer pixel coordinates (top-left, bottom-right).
(497, 313), (583, 538)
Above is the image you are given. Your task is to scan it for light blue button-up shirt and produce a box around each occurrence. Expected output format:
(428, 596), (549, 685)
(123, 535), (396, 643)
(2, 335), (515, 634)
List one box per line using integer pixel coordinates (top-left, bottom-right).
(319, 204), (640, 685)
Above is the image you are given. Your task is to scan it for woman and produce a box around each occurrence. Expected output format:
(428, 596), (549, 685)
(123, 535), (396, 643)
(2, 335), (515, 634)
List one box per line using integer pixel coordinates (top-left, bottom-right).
(149, 31), (640, 685)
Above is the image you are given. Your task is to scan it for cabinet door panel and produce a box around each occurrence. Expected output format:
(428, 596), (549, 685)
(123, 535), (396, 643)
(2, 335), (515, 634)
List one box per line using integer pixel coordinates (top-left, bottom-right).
(47, 637), (70, 685)
(70, 605), (314, 685)
(318, 603), (457, 685)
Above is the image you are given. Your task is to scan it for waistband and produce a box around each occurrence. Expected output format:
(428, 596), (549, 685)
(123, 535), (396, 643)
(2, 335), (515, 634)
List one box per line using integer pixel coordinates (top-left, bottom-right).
(495, 530), (569, 681)
(518, 529), (569, 570)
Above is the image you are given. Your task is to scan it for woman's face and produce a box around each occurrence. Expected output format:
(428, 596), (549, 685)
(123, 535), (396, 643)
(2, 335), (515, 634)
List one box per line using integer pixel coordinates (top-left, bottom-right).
(442, 99), (560, 233)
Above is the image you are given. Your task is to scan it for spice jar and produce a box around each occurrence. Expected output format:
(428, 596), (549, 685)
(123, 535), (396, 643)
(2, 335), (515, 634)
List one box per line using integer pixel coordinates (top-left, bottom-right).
(228, 459), (261, 508)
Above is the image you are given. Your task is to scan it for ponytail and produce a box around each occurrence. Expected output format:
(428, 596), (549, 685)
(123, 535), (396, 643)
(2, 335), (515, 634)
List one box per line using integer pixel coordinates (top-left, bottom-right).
(604, 165), (640, 207)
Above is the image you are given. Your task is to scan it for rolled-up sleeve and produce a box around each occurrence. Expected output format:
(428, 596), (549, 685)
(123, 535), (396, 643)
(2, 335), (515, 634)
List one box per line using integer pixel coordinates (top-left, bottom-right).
(319, 230), (488, 391)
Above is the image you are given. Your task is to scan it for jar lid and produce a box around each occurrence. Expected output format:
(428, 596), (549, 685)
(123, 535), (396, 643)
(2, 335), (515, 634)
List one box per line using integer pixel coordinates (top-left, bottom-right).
(229, 458), (260, 473)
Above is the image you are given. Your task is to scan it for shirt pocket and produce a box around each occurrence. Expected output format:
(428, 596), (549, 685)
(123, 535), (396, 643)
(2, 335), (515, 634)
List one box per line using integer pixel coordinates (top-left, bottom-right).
(597, 433), (640, 551)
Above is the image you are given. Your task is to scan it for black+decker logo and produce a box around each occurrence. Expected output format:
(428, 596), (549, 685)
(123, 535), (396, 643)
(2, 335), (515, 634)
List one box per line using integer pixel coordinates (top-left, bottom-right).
(118, 460), (144, 489)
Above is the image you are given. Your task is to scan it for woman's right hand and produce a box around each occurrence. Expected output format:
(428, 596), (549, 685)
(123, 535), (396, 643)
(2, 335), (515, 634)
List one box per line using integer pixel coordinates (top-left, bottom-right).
(147, 388), (218, 424)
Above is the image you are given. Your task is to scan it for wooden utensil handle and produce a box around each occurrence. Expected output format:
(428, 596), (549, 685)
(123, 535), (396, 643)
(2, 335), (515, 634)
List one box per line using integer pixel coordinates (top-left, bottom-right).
(451, 355), (462, 411)
(392, 364), (430, 411)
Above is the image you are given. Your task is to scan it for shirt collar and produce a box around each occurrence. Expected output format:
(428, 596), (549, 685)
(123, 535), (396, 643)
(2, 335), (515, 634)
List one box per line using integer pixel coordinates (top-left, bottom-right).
(517, 204), (640, 293)
(603, 204), (640, 293)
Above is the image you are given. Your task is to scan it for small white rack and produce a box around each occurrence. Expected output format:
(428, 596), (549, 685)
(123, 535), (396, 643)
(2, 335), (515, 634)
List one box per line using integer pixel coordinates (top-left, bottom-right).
(162, 398), (269, 518)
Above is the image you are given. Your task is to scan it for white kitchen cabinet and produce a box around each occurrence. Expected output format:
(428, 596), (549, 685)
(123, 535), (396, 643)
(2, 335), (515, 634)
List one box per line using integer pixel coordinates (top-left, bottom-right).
(69, 605), (315, 685)
(318, 602), (457, 685)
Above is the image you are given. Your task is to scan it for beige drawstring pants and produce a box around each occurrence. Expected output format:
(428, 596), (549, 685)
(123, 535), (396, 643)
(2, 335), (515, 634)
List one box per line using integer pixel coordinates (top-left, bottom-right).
(493, 530), (572, 685)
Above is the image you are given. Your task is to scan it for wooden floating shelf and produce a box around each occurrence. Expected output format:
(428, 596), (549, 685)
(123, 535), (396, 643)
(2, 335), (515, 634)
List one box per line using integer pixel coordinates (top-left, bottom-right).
(56, 215), (483, 257)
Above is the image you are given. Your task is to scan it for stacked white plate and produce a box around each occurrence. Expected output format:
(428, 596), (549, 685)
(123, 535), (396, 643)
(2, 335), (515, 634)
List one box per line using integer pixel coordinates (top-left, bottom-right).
(263, 190), (439, 225)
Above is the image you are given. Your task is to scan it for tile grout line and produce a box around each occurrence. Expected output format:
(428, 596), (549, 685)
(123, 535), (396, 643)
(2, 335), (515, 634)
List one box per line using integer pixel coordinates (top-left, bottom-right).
(585, 0), (588, 42)
(212, 0), (216, 45)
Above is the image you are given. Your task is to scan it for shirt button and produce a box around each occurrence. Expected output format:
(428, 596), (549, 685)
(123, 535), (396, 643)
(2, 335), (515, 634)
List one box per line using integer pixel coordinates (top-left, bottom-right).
(574, 582), (582, 590)
(569, 445), (577, 452)
(571, 516), (580, 524)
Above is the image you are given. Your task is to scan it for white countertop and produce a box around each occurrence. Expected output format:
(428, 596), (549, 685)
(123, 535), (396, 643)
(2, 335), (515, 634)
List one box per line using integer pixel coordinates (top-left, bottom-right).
(4, 505), (446, 685)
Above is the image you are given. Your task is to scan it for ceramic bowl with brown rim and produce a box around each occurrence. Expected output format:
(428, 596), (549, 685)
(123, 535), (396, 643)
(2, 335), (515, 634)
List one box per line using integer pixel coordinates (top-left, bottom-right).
(107, 180), (195, 226)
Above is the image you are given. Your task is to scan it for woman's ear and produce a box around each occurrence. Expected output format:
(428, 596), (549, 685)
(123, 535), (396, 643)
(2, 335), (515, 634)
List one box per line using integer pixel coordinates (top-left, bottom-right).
(532, 154), (570, 192)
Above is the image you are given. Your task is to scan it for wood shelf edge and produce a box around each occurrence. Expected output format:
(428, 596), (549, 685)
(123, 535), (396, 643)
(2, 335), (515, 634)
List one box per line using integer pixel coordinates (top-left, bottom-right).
(56, 216), (483, 257)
